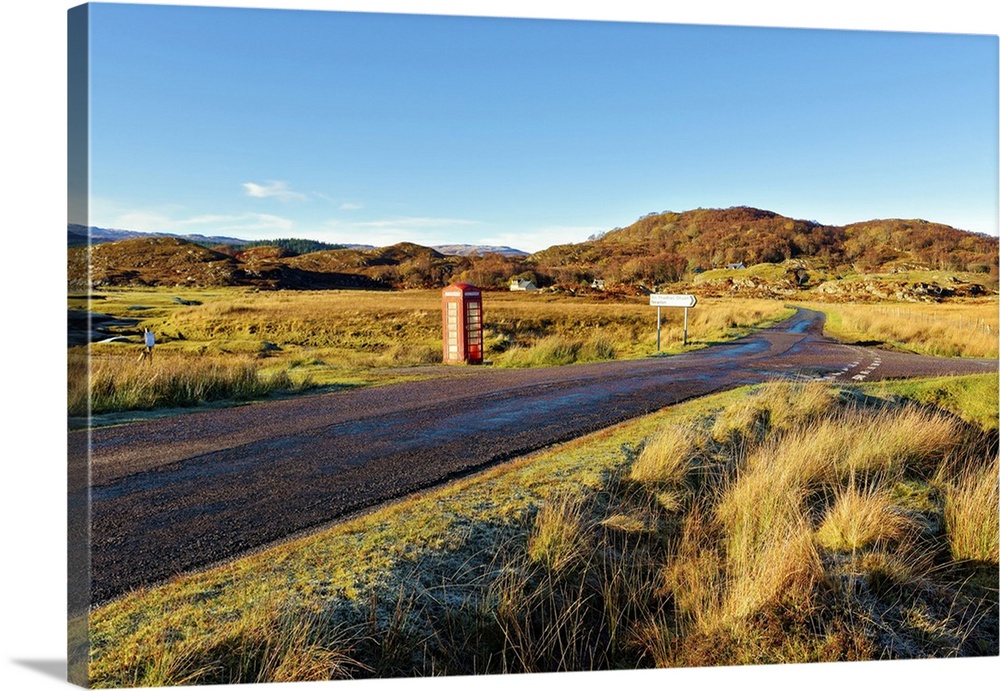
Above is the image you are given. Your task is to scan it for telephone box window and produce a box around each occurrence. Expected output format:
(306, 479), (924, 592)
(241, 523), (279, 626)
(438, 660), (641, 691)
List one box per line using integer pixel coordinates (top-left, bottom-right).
(441, 283), (484, 365)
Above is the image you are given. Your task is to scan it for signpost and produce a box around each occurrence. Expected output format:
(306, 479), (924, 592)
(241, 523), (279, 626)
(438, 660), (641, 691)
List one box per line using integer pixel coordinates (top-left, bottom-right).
(649, 293), (697, 350)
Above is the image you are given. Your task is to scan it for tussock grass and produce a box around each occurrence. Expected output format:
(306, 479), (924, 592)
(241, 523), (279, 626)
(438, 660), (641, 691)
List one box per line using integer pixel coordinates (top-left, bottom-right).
(86, 378), (998, 685)
(491, 298), (793, 366)
(100, 597), (362, 687)
(839, 407), (960, 477)
(940, 456), (1000, 564)
(746, 406), (961, 488)
(711, 381), (838, 444)
(630, 423), (703, 485)
(496, 334), (617, 368)
(527, 494), (589, 572)
(719, 516), (821, 630)
(815, 482), (918, 552)
(658, 505), (725, 632)
(69, 353), (311, 416)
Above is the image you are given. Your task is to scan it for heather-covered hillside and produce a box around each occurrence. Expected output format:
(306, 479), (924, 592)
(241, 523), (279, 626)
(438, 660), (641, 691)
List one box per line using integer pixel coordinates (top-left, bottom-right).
(67, 207), (998, 298)
(531, 207), (997, 288)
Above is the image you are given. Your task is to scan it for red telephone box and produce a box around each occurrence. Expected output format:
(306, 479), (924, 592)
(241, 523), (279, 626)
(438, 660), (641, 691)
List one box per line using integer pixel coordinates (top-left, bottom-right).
(442, 283), (484, 364)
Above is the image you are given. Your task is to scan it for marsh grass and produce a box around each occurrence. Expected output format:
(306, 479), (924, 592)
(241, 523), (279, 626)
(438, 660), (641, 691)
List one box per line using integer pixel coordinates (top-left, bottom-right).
(72, 289), (792, 414)
(527, 494), (589, 573)
(86, 376), (999, 685)
(711, 381), (839, 444)
(490, 297), (792, 365)
(495, 335), (616, 368)
(109, 598), (363, 687)
(70, 353), (312, 415)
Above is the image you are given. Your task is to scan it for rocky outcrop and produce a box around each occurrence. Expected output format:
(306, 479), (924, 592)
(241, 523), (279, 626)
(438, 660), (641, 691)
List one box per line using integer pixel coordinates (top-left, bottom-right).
(812, 277), (991, 303)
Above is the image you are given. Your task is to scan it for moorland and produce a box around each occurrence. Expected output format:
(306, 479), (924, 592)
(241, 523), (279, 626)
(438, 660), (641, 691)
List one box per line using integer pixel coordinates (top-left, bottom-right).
(69, 205), (999, 685)
(69, 206), (998, 419)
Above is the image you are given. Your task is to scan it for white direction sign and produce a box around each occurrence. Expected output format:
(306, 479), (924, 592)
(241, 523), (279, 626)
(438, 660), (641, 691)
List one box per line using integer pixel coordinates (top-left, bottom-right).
(649, 293), (697, 308)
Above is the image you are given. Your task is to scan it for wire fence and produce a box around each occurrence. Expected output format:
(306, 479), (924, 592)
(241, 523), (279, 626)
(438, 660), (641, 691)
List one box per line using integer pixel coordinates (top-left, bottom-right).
(871, 305), (996, 335)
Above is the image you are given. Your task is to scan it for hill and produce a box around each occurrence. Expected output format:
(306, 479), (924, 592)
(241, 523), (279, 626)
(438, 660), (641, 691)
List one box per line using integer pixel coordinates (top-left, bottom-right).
(67, 207), (998, 298)
(531, 207), (997, 287)
(68, 237), (471, 290)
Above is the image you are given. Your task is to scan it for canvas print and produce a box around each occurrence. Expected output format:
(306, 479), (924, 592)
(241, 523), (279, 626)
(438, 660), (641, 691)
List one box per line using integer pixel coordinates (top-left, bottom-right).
(67, 2), (999, 688)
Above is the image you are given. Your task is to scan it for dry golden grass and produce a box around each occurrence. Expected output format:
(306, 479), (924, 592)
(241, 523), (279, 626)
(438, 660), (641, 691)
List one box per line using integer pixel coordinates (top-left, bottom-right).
(941, 456), (1000, 564)
(814, 482), (917, 552)
(802, 300), (999, 359)
(659, 505), (726, 632)
(711, 381), (838, 444)
(527, 493), (590, 573)
(741, 406), (961, 490)
(489, 296), (792, 364)
(839, 407), (960, 477)
(109, 596), (361, 687)
(662, 391), (971, 642)
(629, 423), (703, 485)
(69, 352), (309, 416)
(72, 289), (794, 415)
(719, 517), (821, 630)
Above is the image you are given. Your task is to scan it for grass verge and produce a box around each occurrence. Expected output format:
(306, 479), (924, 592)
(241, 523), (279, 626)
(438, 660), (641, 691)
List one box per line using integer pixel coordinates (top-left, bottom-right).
(87, 374), (998, 685)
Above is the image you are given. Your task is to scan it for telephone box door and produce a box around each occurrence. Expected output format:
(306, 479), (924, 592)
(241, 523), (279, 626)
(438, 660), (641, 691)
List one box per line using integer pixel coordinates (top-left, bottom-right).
(442, 283), (483, 364)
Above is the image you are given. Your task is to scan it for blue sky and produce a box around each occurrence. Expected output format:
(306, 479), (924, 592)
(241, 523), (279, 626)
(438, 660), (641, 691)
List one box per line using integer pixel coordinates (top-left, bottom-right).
(1, 6), (999, 691)
(79, 2), (999, 252)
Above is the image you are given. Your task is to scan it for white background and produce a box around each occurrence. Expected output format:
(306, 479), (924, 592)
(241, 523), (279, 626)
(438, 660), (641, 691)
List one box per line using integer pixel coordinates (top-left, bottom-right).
(2, 2), (998, 690)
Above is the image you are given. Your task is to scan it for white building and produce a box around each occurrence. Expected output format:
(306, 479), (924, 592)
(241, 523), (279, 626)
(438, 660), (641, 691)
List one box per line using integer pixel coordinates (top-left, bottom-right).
(509, 278), (538, 291)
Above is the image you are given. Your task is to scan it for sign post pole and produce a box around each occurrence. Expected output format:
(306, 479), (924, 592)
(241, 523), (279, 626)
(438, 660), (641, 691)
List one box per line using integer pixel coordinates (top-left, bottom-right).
(657, 305), (661, 352)
(649, 293), (697, 352)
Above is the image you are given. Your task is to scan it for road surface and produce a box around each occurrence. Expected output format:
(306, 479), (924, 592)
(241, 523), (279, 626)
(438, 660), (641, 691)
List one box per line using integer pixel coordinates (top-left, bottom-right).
(72, 308), (996, 607)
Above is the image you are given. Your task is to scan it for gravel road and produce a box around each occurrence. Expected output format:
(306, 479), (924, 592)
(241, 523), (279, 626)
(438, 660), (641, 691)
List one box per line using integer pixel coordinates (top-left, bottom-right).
(72, 308), (997, 608)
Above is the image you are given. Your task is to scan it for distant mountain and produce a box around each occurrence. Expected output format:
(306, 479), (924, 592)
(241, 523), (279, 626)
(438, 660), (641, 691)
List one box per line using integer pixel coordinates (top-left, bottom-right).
(67, 225), (522, 256)
(69, 224), (247, 247)
(432, 244), (529, 258)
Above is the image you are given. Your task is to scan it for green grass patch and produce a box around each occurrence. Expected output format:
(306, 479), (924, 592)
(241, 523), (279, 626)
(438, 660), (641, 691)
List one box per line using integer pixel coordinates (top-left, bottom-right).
(863, 373), (999, 431)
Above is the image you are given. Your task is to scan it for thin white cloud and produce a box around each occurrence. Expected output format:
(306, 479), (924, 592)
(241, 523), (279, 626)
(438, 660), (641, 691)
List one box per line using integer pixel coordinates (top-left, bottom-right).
(319, 217), (594, 252)
(242, 180), (307, 202)
(480, 226), (601, 253)
(310, 192), (363, 211)
(94, 202), (297, 239)
(322, 216), (481, 247)
(205, 213), (296, 236)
